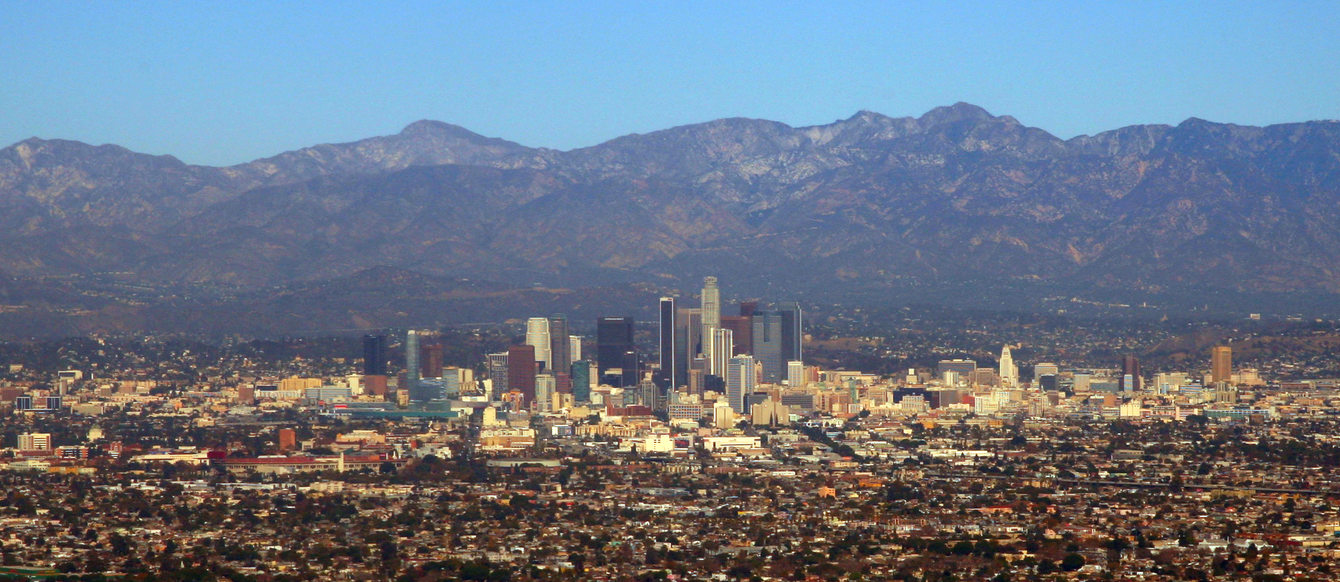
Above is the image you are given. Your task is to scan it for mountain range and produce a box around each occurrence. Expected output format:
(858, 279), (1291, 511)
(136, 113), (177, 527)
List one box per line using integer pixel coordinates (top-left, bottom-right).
(2, 103), (1339, 337)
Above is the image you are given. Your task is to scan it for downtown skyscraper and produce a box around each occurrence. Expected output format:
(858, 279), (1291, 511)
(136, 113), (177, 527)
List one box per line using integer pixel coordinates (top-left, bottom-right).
(405, 330), (421, 394)
(700, 277), (721, 364)
(362, 334), (388, 376)
(548, 314), (570, 377)
(597, 316), (637, 387)
(658, 297), (679, 389)
(751, 303), (802, 384)
(525, 317), (552, 373)
(726, 355), (756, 413)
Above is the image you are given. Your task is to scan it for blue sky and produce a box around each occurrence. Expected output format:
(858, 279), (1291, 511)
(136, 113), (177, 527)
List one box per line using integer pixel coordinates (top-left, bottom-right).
(3, 1), (1337, 166)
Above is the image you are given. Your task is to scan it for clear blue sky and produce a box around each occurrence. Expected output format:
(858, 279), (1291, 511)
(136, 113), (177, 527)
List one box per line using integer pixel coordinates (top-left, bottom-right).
(3, 1), (1337, 166)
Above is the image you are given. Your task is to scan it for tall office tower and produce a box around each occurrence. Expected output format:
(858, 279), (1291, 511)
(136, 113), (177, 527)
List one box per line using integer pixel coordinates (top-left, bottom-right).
(721, 315), (751, 356)
(535, 374), (556, 413)
(525, 317), (552, 373)
(700, 277), (721, 359)
(569, 335), (582, 363)
(405, 330), (421, 392)
(787, 360), (806, 388)
(726, 355), (756, 413)
(421, 343), (445, 378)
(658, 297), (677, 388)
(779, 302), (803, 365)
(487, 352), (509, 400)
(548, 315), (570, 376)
(1120, 355), (1141, 392)
(1211, 346), (1232, 384)
(571, 360), (591, 403)
(597, 316), (637, 387)
(362, 334), (388, 376)
(998, 345), (1018, 388)
(506, 344), (537, 407)
(751, 311), (785, 383)
(709, 327), (734, 377)
(676, 308), (702, 387)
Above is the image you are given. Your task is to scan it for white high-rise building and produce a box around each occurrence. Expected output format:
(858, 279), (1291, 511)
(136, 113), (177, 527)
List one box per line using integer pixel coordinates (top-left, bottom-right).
(700, 276), (721, 361)
(525, 317), (552, 372)
(726, 355), (755, 413)
(535, 374), (556, 413)
(708, 327), (734, 377)
(787, 360), (806, 388)
(568, 335), (582, 363)
(999, 345), (1018, 388)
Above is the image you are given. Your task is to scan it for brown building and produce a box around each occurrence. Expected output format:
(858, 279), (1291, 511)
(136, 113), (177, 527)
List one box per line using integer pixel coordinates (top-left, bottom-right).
(721, 315), (752, 356)
(278, 428), (297, 452)
(1120, 355), (1141, 391)
(507, 344), (537, 406)
(1212, 346), (1232, 384)
(420, 344), (445, 378)
(363, 375), (388, 398)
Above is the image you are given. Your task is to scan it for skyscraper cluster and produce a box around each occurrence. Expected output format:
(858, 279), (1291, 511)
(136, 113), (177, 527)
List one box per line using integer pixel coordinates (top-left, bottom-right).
(658, 277), (802, 408)
(491, 315), (588, 411)
(480, 276), (803, 414)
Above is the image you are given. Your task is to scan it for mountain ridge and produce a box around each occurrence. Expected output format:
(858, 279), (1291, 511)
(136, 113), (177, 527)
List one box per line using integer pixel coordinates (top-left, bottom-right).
(3, 104), (1340, 335)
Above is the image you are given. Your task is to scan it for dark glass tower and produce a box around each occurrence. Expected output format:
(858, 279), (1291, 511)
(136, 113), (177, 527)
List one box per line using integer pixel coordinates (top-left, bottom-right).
(658, 297), (677, 389)
(362, 334), (387, 376)
(548, 314), (570, 377)
(779, 302), (803, 365)
(596, 316), (637, 387)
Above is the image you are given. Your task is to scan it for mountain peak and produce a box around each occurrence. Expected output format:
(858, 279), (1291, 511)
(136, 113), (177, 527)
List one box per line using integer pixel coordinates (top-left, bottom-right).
(848, 110), (894, 124)
(398, 119), (481, 139)
(918, 102), (994, 126)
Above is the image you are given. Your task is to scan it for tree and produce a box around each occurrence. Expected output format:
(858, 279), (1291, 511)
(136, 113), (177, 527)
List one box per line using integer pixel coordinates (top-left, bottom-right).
(1060, 553), (1086, 572)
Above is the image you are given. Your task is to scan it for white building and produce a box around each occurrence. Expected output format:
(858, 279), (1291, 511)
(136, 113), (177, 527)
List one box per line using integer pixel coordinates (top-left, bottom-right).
(525, 317), (552, 372)
(998, 345), (1018, 388)
(726, 355), (756, 413)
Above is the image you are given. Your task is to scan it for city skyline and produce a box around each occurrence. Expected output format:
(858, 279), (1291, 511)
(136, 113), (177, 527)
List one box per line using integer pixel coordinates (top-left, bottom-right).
(4, 3), (1340, 578)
